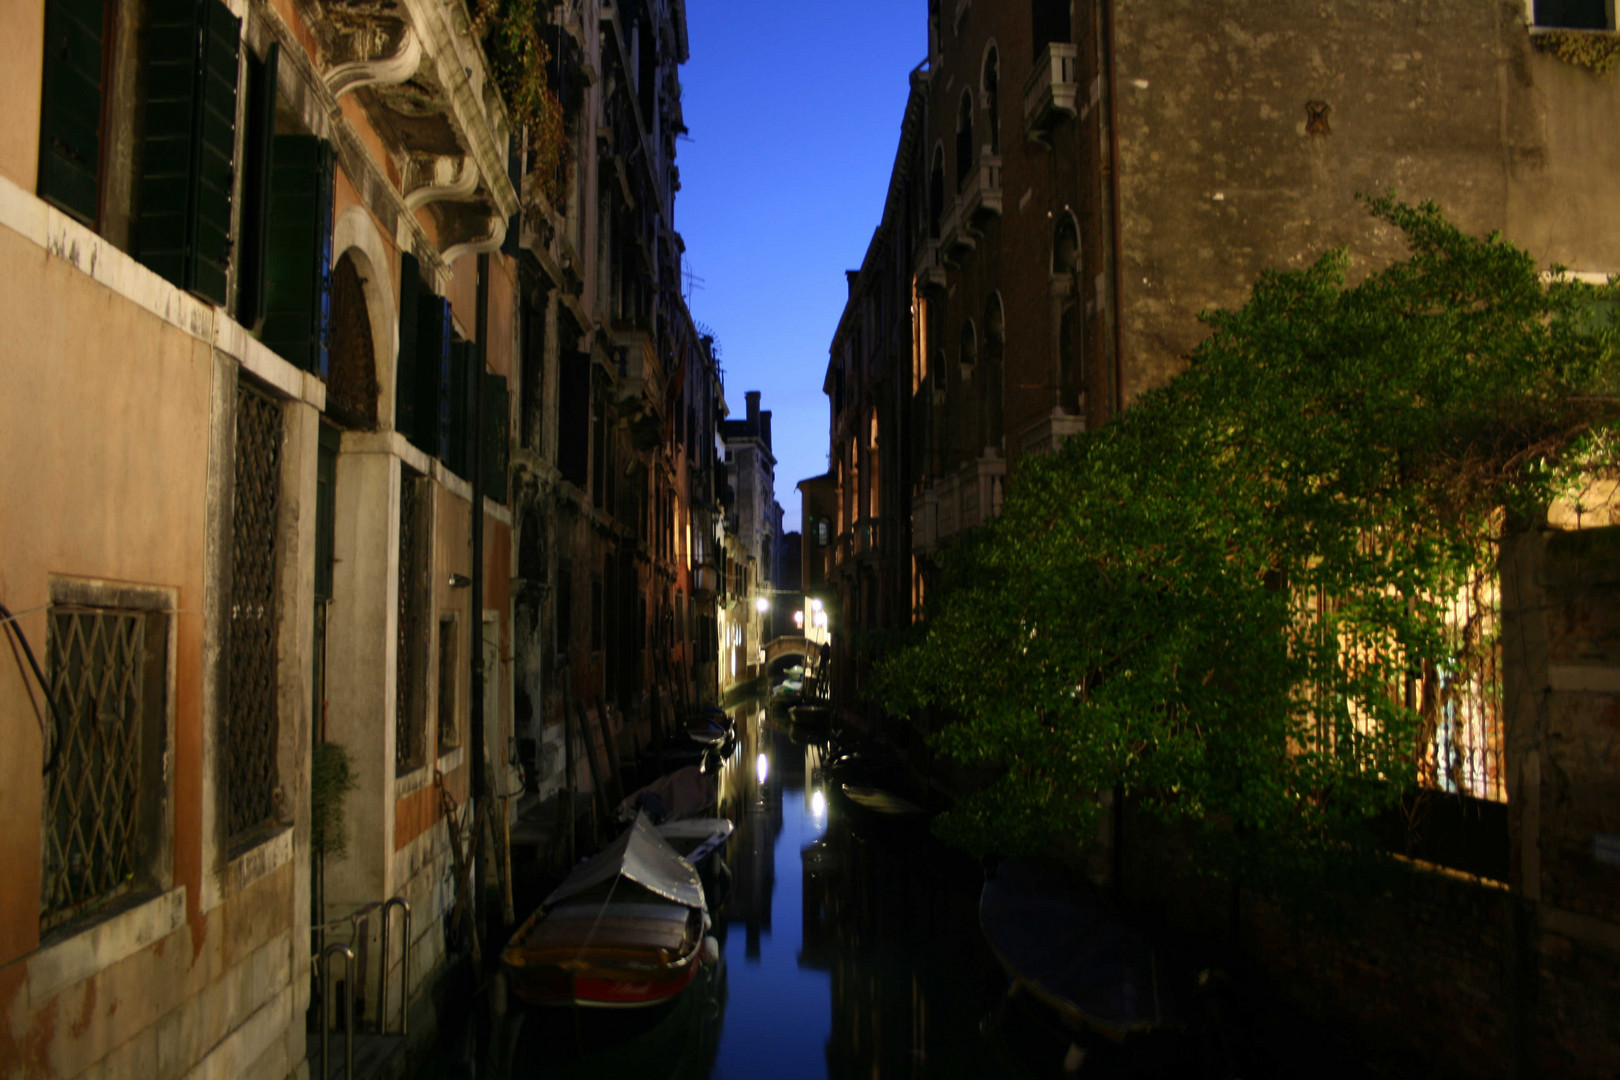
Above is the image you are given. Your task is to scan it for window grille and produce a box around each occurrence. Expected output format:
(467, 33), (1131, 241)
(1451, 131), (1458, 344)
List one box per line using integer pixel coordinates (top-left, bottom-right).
(437, 616), (459, 750)
(226, 381), (283, 840)
(1292, 537), (1505, 804)
(396, 470), (430, 771)
(41, 606), (162, 931)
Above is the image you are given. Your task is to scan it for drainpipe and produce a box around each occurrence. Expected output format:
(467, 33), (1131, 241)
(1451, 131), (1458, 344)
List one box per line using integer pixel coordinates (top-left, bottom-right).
(1101, 0), (1126, 419)
(472, 251), (489, 946)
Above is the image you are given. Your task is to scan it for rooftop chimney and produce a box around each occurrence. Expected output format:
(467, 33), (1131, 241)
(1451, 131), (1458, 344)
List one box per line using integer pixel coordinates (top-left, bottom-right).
(746, 391), (760, 425)
(846, 270), (860, 298)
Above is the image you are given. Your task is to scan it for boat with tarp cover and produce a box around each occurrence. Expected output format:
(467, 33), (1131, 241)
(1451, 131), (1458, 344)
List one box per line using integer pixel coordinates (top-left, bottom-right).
(503, 812), (710, 1008)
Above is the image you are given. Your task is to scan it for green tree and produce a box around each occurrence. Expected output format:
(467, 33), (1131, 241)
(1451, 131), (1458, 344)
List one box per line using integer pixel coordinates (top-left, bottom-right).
(878, 198), (1620, 885)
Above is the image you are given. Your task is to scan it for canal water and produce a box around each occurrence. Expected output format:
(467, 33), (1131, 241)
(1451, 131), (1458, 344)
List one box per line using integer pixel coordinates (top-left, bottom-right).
(411, 696), (1330, 1079)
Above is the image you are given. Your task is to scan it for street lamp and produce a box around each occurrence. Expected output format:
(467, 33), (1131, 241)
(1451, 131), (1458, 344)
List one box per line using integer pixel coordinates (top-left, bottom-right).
(793, 610), (804, 629)
(754, 596), (770, 614)
(810, 598), (824, 613)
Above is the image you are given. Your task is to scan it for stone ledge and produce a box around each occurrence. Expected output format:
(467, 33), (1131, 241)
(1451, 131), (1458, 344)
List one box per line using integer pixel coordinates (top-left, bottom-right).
(28, 886), (187, 1003)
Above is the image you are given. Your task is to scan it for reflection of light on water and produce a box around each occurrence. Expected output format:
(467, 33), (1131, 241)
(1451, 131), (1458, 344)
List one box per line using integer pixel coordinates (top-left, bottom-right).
(810, 789), (826, 819)
(755, 752), (769, 785)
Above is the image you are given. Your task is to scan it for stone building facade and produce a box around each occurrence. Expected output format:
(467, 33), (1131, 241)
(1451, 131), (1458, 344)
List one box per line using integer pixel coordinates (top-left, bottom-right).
(817, 1), (1620, 1074)
(0, 0), (724, 1075)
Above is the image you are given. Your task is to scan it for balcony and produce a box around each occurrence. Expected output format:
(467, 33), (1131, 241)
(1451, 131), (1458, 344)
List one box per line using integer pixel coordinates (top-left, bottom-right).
(612, 321), (662, 405)
(910, 453), (1006, 555)
(1024, 43), (1079, 143)
(914, 239), (948, 296)
(1018, 408), (1087, 457)
(940, 149), (1002, 260)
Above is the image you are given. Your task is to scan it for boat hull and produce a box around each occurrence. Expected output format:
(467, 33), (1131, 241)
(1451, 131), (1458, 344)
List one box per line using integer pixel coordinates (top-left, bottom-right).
(507, 951), (703, 1008)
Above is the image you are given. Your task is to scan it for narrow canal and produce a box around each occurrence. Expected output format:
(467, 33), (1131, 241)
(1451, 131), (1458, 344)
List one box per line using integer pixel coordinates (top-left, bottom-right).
(410, 695), (1344, 1080)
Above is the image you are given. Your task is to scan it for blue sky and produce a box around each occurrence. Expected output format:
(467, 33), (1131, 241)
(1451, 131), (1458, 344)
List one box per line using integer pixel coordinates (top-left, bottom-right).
(675, 2), (924, 533)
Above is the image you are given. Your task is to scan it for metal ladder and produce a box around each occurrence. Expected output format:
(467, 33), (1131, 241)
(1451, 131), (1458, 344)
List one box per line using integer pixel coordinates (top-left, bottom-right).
(315, 896), (411, 1079)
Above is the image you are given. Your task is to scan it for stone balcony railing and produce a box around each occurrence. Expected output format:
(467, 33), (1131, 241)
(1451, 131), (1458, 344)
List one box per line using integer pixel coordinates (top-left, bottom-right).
(914, 238), (948, 296)
(1024, 42), (1079, 143)
(940, 149), (1001, 261)
(911, 452), (1006, 555)
(1018, 407), (1087, 458)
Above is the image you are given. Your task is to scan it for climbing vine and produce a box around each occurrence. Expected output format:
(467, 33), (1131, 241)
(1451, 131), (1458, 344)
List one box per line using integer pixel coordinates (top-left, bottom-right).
(475, 0), (574, 210)
(1533, 29), (1620, 77)
(877, 197), (1620, 890)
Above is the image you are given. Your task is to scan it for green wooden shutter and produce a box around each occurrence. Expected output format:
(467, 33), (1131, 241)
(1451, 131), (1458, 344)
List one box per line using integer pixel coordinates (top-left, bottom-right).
(402, 291), (450, 456)
(395, 250), (421, 439)
(138, 0), (240, 304)
(482, 371), (509, 505)
(38, 0), (108, 225)
(260, 134), (334, 376)
(446, 341), (474, 477)
(234, 42), (279, 331)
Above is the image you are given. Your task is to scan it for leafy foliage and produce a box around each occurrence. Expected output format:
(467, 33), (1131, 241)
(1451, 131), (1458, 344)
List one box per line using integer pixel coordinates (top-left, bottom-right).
(475, 0), (573, 210)
(1534, 29), (1620, 77)
(878, 198), (1620, 886)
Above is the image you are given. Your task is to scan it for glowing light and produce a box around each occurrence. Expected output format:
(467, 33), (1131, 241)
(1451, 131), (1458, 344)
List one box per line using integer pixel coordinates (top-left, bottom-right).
(754, 596), (770, 613)
(755, 752), (770, 785)
(813, 612), (828, 628)
(811, 789), (826, 819)
(810, 598), (824, 613)
(793, 611), (804, 628)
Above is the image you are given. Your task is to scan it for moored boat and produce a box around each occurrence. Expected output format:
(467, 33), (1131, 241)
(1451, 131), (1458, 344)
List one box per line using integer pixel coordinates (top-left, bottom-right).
(503, 813), (709, 1008)
(979, 860), (1177, 1041)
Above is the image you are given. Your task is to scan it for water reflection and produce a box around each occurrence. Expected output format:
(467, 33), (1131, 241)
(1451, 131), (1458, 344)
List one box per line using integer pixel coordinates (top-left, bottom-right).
(419, 696), (1060, 1079)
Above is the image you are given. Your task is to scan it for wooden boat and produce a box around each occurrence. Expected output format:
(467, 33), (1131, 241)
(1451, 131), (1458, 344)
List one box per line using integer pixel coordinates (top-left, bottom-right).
(654, 818), (733, 871)
(788, 702), (832, 734)
(979, 860), (1176, 1041)
(503, 813), (710, 1008)
(616, 765), (718, 825)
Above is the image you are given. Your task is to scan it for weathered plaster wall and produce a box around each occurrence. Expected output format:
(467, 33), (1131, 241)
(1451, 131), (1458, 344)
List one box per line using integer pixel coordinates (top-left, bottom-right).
(0, 0), (44, 191)
(1111, 0), (1620, 403)
(0, 196), (306, 1080)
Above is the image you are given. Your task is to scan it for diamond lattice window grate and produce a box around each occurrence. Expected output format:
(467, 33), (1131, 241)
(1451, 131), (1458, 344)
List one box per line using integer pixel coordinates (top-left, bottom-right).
(226, 382), (283, 839)
(42, 609), (145, 930)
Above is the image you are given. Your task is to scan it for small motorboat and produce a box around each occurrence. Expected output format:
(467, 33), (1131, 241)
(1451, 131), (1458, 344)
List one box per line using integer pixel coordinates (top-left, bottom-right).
(979, 860), (1177, 1041)
(655, 818), (734, 871)
(617, 765), (718, 824)
(769, 678), (804, 703)
(684, 716), (728, 749)
(788, 702), (832, 734)
(503, 813), (710, 1008)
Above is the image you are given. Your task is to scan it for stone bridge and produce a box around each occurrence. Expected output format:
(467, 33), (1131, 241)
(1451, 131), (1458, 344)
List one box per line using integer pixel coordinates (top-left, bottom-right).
(764, 635), (811, 670)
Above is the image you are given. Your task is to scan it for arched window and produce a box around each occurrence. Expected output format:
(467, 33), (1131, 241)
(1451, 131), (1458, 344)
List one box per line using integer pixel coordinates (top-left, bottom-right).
(1053, 212), (1080, 277)
(328, 250), (379, 428)
(982, 47), (1000, 155)
(929, 145), (945, 238)
(959, 318), (977, 373)
(956, 90), (975, 189)
(983, 292), (1005, 360)
(1032, 0), (1071, 58)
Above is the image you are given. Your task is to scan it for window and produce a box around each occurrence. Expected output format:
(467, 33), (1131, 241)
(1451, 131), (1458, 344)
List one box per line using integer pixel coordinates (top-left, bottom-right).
(590, 576), (604, 653)
(326, 251), (379, 428)
(982, 47), (1001, 155)
(37, 0), (114, 227)
(818, 519), (830, 546)
(225, 380), (283, 843)
(558, 350), (590, 488)
(556, 563), (573, 656)
(41, 587), (171, 933)
(437, 615), (459, 751)
(262, 134), (336, 375)
(929, 146), (945, 239)
(1032, 0), (1071, 58)
(956, 90), (974, 190)
(395, 467), (430, 772)
(1533, 0), (1612, 28)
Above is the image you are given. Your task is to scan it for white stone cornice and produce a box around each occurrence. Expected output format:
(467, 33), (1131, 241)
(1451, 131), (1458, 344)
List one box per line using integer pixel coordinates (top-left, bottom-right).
(325, 24), (423, 100)
(404, 155), (480, 212)
(397, 0), (521, 221)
